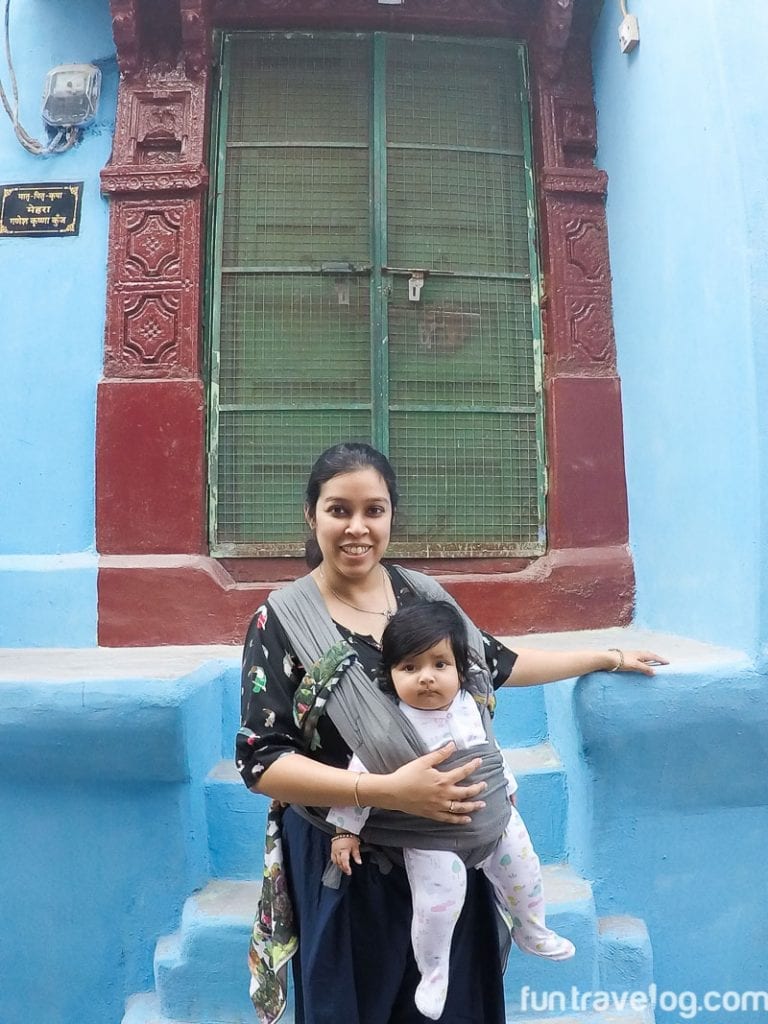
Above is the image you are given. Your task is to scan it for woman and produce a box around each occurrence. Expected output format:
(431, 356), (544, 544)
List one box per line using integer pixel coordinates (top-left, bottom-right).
(236, 442), (664, 1024)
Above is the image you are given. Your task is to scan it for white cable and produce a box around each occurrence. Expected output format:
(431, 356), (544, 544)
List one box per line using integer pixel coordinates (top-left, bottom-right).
(619, 0), (629, 17)
(0, 0), (80, 155)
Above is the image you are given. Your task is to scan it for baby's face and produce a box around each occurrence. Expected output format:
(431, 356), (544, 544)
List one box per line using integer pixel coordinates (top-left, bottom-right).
(390, 638), (461, 711)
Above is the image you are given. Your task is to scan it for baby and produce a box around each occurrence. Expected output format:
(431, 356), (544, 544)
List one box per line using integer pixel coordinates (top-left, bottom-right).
(328, 600), (574, 1020)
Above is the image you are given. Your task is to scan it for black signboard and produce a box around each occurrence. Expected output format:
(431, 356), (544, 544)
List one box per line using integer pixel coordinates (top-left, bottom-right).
(0, 182), (83, 237)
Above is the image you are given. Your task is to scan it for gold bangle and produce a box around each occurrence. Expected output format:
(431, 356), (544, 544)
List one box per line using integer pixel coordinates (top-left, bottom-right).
(354, 771), (364, 809)
(608, 647), (624, 672)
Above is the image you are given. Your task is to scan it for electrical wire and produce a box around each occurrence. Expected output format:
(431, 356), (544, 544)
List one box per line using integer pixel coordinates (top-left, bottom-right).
(619, 0), (629, 17)
(0, 0), (78, 155)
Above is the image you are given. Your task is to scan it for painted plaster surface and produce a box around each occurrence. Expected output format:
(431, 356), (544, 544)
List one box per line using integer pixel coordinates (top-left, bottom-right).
(0, 553), (97, 645)
(562, 662), (768, 1022)
(592, 10), (768, 1005)
(0, 632), (745, 1024)
(0, 651), (238, 1024)
(0, 0), (116, 644)
(592, 0), (764, 653)
(705, 8), (768, 665)
(545, 639), (765, 1017)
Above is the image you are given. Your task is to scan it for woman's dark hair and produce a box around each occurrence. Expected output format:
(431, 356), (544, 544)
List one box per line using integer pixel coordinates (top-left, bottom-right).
(304, 442), (399, 568)
(379, 600), (470, 696)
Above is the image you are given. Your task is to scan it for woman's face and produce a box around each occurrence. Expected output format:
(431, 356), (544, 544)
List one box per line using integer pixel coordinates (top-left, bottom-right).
(307, 468), (393, 581)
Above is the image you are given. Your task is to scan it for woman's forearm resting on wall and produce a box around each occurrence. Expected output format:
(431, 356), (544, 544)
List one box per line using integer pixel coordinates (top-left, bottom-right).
(506, 647), (667, 687)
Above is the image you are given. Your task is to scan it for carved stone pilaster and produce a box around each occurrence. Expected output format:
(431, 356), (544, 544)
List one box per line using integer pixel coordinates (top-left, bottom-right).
(98, 1), (212, 573)
(102, 0), (210, 378)
(181, 0), (212, 76)
(531, 18), (617, 374)
(104, 199), (201, 377)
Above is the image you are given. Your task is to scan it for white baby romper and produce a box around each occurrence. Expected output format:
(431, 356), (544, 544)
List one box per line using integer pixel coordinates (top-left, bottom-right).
(327, 690), (574, 1020)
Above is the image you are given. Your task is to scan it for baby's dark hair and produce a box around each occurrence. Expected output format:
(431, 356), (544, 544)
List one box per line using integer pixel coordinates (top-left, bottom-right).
(379, 599), (471, 695)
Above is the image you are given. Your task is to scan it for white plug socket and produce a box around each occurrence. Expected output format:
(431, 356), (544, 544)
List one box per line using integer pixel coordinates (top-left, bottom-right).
(619, 13), (640, 54)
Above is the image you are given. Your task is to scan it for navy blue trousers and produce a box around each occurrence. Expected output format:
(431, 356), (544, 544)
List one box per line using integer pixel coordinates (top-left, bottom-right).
(282, 808), (506, 1024)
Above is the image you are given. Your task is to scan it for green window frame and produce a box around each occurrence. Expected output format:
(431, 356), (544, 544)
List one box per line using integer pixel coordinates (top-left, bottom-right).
(206, 30), (546, 557)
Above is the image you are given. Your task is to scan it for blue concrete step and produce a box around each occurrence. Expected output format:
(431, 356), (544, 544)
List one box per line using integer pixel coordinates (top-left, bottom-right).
(125, 990), (653, 1024)
(204, 762), (269, 881)
(124, 990), (255, 1024)
(505, 742), (567, 864)
(502, 863), (598, 1006)
(205, 742), (567, 880)
(598, 916), (654, 992)
(492, 683), (549, 748)
(135, 865), (611, 1024)
(153, 881), (259, 1023)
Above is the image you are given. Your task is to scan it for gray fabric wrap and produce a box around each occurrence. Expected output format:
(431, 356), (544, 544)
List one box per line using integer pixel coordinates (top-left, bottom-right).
(268, 568), (511, 868)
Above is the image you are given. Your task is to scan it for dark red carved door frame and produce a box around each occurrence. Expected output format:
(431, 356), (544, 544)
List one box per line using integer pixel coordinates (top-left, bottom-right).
(97, 0), (633, 645)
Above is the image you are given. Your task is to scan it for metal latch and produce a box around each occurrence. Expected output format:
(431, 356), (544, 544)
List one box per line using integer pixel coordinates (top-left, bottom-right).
(321, 262), (357, 307)
(408, 270), (426, 303)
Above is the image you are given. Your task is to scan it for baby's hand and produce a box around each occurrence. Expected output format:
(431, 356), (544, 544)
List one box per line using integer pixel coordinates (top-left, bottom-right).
(331, 832), (363, 875)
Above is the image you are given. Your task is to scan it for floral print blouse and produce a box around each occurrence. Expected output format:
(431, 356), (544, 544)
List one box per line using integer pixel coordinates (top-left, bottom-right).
(236, 565), (518, 787)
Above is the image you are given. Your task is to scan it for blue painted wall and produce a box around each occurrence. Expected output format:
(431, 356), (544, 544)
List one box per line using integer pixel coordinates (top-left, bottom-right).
(0, 658), (235, 1024)
(590, 2), (768, 1018)
(549, 662), (768, 1024)
(0, 0), (116, 646)
(592, 0), (766, 654)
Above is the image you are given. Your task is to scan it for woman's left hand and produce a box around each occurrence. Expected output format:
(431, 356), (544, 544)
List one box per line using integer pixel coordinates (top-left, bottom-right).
(611, 650), (669, 676)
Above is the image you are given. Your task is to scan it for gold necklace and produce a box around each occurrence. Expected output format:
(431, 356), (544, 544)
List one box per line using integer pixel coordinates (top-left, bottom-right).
(319, 565), (394, 620)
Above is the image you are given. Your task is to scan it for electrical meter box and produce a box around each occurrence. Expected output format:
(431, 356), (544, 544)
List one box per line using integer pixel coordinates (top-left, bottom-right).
(42, 64), (102, 128)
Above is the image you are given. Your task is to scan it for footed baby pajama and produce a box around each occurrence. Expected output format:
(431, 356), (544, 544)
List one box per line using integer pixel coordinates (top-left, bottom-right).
(327, 691), (574, 1020)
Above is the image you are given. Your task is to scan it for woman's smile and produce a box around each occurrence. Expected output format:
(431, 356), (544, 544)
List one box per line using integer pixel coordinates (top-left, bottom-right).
(340, 543), (373, 556)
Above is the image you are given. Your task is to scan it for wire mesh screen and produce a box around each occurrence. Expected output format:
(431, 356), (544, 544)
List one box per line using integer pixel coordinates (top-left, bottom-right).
(217, 410), (372, 545)
(228, 34), (371, 147)
(388, 277), (535, 410)
(389, 411), (540, 547)
(388, 150), (529, 275)
(384, 37), (542, 550)
(223, 148), (370, 267)
(211, 33), (544, 555)
(213, 34), (373, 553)
(219, 275), (371, 406)
(386, 37), (524, 152)
(387, 274), (539, 548)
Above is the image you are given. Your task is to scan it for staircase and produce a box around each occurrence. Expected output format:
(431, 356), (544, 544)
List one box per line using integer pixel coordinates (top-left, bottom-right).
(122, 672), (656, 1024)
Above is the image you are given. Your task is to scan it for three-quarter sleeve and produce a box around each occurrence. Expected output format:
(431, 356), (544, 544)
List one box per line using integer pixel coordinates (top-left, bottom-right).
(235, 601), (306, 787)
(480, 630), (517, 689)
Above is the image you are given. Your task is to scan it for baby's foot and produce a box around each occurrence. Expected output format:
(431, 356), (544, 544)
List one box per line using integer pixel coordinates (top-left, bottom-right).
(414, 968), (450, 1020)
(514, 930), (575, 961)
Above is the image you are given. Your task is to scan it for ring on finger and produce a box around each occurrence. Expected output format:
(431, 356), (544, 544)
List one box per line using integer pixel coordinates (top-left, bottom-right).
(449, 800), (455, 813)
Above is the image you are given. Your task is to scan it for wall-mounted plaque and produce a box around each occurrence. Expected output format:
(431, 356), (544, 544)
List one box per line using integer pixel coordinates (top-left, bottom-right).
(0, 182), (83, 237)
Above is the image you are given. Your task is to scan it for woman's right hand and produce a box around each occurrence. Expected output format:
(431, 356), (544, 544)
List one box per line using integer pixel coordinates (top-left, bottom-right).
(385, 743), (487, 823)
